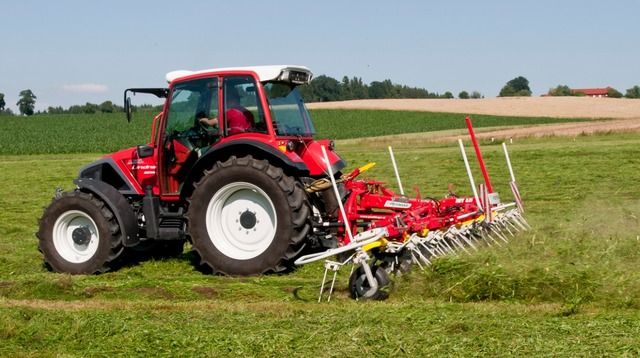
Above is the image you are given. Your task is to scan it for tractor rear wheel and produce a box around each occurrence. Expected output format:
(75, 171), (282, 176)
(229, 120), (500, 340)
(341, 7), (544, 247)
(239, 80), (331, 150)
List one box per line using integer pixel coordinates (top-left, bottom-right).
(37, 190), (124, 274)
(187, 156), (310, 275)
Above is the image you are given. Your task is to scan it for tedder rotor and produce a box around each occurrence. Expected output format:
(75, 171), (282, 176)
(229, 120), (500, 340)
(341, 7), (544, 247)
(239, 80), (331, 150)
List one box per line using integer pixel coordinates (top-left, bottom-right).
(294, 117), (529, 301)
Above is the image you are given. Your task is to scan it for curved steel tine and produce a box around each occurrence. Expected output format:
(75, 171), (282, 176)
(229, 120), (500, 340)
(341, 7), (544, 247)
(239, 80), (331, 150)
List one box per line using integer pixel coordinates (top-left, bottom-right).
(490, 223), (510, 243)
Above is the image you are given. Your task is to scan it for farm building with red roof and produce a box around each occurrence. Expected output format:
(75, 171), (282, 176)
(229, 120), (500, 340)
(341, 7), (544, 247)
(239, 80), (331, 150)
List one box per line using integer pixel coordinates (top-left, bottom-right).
(571, 87), (613, 97)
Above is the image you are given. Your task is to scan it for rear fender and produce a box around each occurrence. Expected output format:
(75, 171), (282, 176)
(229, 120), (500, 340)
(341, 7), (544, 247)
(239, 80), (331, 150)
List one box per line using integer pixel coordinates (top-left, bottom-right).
(74, 178), (139, 247)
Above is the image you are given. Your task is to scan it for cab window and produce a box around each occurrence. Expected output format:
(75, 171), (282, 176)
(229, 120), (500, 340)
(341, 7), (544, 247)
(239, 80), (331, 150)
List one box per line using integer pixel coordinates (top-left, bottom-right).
(222, 76), (267, 135)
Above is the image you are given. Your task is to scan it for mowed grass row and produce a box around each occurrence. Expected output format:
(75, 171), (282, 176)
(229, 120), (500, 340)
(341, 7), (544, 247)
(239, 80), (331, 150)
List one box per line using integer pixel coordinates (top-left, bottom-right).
(0, 109), (596, 155)
(1, 132), (640, 355)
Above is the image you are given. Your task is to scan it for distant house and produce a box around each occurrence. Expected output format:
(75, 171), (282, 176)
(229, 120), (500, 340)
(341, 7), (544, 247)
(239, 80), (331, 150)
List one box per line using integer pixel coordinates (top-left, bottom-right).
(571, 87), (612, 97)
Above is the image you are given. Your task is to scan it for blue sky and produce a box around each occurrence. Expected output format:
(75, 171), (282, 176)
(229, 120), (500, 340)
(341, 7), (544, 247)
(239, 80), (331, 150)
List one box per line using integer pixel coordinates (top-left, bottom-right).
(2, 0), (639, 112)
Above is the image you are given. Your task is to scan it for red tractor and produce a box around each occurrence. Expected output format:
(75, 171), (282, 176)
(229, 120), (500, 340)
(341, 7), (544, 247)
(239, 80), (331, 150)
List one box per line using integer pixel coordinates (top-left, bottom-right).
(38, 65), (346, 276)
(37, 65), (527, 300)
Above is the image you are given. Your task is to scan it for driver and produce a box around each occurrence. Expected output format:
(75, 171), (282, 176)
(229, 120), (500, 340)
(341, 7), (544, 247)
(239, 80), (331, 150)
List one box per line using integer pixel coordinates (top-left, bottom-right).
(199, 87), (254, 135)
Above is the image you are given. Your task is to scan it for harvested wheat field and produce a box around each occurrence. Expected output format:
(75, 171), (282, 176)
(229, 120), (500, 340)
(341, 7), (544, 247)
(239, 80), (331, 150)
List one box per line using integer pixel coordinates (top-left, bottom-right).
(308, 96), (640, 138)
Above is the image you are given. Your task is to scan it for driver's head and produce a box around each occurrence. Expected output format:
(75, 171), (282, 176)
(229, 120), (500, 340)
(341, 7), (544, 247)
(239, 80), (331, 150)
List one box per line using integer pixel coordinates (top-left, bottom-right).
(226, 87), (240, 103)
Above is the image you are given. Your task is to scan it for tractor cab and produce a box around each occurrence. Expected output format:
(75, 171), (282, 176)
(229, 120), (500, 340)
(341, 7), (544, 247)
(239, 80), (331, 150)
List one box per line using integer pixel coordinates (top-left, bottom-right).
(124, 65), (343, 198)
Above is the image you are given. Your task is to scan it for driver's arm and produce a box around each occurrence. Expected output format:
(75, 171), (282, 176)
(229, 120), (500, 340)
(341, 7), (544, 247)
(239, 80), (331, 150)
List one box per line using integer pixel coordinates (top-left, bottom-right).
(199, 117), (218, 126)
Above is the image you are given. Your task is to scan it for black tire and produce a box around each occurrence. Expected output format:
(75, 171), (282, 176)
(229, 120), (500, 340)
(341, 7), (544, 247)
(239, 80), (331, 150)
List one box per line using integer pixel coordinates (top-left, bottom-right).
(37, 190), (124, 274)
(348, 264), (391, 300)
(186, 156), (311, 276)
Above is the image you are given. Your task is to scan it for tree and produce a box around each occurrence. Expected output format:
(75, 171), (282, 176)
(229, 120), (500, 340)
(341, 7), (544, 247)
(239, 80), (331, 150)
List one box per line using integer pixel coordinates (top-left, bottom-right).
(17, 89), (37, 116)
(470, 91), (483, 99)
(369, 80), (392, 99)
(548, 85), (572, 96)
(499, 76), (532, 97)
(0, 93), (5, 110)
(625, 85), (640, 99)
(83, 102), (100, 114)
(340, 76), (353, 100)
(0, 108), (14, 116)
(99, 101), (116, 113)
(47, 106), (64, 114)
(458, 91), (469, 99)
(607, 87), (623, 98)
(304, 75), (341, 102)
(348, 76), (368, 100)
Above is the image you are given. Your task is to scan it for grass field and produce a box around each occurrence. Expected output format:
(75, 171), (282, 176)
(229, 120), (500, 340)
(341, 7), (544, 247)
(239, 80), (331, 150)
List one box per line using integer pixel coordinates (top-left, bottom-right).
(0, 110), (639, 356)
(0, 110), (594, 155)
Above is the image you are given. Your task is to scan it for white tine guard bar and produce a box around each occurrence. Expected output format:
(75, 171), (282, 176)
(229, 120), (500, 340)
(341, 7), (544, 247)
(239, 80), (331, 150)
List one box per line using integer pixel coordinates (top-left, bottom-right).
(388, 146), (405, 195)
(502, 142), (516, 182)
(321, 145), (354, 243)
(502, 142), (524, 213)
(458, 139), (482, 208)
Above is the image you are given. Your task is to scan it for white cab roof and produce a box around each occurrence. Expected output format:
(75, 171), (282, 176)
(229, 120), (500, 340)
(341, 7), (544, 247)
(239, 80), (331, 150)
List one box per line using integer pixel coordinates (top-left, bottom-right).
(165, 65), (312, 83)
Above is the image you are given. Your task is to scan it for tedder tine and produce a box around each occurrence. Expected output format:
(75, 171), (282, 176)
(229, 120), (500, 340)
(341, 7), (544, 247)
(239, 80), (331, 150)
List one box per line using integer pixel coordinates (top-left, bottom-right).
(509, 213), (529, 231)
(419, 242), (437, 260)
(318, 261), (341, 302)
(445, 228), (470, 254)
(474, 231), (491, 247)
(505, 217), (523, 232)
(411, 248), (431, 269)
(480, 225), (502, 247)
(457, 232), (479, 251)
(439, 234), (457, 254)
(497, 217), (516, 236)
(490, 225), (510, 244)
(489, 223), (510, 243)
(513, 211), (532, 230)
(456, 224), (479, 251)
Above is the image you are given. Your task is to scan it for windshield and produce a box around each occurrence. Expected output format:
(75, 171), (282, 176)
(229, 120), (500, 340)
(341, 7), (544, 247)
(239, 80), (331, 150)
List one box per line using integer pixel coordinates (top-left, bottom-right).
(264, 83), (316, 136)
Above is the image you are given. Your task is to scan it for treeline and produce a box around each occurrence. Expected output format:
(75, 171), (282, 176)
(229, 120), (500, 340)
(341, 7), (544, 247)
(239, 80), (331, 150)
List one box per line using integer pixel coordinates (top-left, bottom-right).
(0, 75), (468, 117)
(297, 75), (475, 102)
(44, 102), (162, 115)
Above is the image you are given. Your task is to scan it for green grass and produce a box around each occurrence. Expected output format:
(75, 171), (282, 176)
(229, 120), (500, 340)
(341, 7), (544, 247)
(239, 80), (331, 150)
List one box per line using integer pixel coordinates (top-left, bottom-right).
(1, 109), (639, 355)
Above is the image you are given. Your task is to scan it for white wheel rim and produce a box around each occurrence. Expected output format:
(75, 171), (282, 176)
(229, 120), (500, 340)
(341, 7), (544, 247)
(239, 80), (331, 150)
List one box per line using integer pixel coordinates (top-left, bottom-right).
(52, 210), (100, 263)
(206, 182), (277, 260)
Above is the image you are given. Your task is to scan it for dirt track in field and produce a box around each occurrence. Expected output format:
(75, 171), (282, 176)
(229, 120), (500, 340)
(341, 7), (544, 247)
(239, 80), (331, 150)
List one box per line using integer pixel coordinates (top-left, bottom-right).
(307, 97), (640, 139)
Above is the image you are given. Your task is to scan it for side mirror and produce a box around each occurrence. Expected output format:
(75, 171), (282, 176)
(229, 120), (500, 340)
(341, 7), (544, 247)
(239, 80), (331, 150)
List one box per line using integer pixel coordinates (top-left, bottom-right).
(137, 145), (154, 158)
(125, 97), (132, 123)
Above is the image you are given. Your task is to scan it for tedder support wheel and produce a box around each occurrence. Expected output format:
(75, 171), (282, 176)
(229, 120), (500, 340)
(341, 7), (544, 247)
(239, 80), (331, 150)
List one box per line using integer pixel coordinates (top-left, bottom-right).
(187, 156), (311, 276)
(37, 190), (124, 274)
(349, 265), (390, 300)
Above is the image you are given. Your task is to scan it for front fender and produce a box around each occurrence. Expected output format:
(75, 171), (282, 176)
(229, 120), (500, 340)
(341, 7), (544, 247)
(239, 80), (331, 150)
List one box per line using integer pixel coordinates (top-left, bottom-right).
(74, 178), (139, 247)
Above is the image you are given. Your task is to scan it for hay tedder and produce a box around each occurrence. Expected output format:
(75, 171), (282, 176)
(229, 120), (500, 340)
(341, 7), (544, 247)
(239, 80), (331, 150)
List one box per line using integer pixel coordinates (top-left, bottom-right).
(295, 118), (528, 301)
(37, 65), (527, 301)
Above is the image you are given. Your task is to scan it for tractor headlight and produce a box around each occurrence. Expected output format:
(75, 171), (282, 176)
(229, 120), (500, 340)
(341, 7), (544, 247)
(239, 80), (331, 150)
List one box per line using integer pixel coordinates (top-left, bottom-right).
(279, 69), (312, 85)
(286, 140), (296, 152)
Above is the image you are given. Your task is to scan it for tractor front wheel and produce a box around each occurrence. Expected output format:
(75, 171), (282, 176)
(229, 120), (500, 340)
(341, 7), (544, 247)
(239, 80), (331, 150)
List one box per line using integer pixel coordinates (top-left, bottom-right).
(187, 156), (310, 276)
(37, 190), (124, 274)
